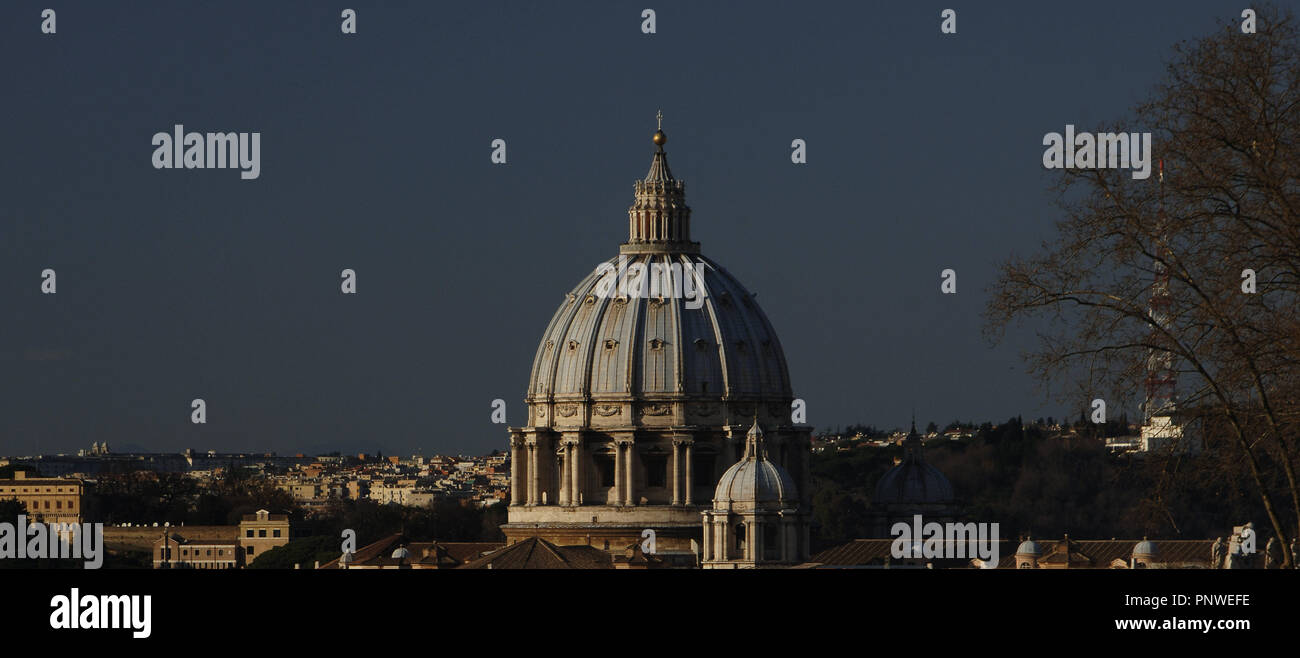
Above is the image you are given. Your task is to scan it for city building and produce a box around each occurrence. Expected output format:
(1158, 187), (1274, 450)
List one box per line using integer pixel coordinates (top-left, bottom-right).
(0, 471), (84, 525)
(239, 509), (291, 562)
(153, 533), (241, 569)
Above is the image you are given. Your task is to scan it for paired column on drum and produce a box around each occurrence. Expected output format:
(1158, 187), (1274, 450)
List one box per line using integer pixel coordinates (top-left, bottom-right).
(702, 516), (715, 561)
(558, 433), (583, 506)
(670, 436), (695, 506)
(518, 434), (552, 506)
(509, 434), (525, 506)
(622, 438), (637, 505)
(527, 438), (539, 505)
(610, 435), (637, 506)
(782, 516), (796, 562)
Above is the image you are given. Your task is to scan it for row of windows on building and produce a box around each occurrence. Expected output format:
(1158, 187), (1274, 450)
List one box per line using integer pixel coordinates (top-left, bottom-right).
(161, 547), (233, 559)
(19, 498), (77, 510)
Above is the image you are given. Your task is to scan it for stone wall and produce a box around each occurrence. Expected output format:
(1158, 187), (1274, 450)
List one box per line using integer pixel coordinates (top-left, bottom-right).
(103, 526), (237, 552)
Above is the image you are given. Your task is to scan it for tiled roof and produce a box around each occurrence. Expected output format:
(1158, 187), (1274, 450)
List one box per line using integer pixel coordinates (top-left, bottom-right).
(317, 535), (504, 569)
(434, 542), (502, 564)
(809, 538), (1009, 568)
(809, 538), (1216, 568)
(1023, 539), (1214, 567)
(318, 533), (403, 569)
(459, 537), (614, 569)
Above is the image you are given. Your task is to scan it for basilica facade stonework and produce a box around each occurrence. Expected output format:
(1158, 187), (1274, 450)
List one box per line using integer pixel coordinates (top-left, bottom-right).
(504, 123), (812, 567)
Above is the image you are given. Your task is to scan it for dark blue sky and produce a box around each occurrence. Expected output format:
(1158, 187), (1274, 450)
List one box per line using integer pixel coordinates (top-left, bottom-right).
(0, 1), (1243, 456)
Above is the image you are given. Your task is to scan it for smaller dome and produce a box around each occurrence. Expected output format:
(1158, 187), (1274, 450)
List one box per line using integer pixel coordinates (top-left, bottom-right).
(1015, 539), (1042, 556)
(873, 422), (954, 505)
(339, 551), (353, 565)
(873, 462), (954, 505)
(1133, 538), (1158, 557)
(713, 421), (798, 506)
(391, 546), (410, 560)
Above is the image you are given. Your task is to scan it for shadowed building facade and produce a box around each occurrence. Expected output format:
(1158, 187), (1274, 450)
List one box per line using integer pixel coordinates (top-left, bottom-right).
(504, 122), (812, 565)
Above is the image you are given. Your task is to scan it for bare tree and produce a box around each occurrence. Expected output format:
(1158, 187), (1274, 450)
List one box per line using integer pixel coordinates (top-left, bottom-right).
(987, 7), (1300, 567)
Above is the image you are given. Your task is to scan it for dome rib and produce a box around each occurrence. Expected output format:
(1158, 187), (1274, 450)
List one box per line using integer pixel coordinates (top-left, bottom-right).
(668, 255), (688, 394)
(580, 288), (616, 396)
(713, 262), (770, 395)
(529, 268), (594, 399)
(624, 291), (641, 393)
(696, 268), (732, 397)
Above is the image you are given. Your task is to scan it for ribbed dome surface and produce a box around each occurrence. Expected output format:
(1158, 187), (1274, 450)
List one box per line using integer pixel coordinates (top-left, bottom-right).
(713, 456), (798, 506)
(526, 254), (792, 401)
(873, 460), (955, 505)
(712, 421), (798, 506)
